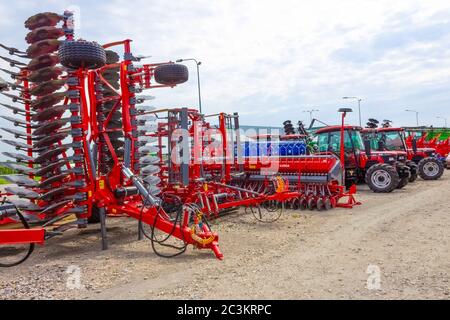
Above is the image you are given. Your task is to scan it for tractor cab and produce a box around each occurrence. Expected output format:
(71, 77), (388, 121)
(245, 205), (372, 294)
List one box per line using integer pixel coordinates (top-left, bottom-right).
(361, 128), (408, 165)
(362, 127), (443, 180)
(315, 125), (409, 192)
(315, 125), (366, 164)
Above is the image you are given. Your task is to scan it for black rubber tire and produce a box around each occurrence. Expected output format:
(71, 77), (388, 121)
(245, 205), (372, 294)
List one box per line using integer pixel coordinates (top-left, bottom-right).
(58, 40), (106, 70)
(365, 163), (399, 193)
(418, 157), (444, 180)
(88, 206), (100, 224)
(409, 172), (418, 183)
(154, 64), (188, 85)
(397, 177), (409, 189)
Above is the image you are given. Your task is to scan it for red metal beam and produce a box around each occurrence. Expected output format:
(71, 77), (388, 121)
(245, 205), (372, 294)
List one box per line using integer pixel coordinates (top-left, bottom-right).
(0, 229), (45, 245)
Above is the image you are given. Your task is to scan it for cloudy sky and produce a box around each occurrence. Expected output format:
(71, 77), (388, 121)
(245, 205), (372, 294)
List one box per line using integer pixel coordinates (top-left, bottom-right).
(0, 0), (450, 134)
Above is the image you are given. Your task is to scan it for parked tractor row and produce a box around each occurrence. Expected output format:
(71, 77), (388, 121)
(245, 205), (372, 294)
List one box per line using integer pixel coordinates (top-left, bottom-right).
(280, 112), (445, 193)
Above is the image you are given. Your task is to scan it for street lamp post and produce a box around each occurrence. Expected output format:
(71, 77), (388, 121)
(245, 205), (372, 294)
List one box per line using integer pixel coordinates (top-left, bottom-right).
(342, 97), (362, 126)
(405, 109), (419, 126)
(302, 108), (319, 122)
(437, 116), (447, 128)
(176, 58), (202, 114)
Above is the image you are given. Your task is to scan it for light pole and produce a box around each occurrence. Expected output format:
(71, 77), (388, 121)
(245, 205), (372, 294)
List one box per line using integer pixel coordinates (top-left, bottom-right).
(405, 109), (419, 126)
(176, 58), (202, 114)
(302, 108), (319, 122)
(342, 97), (362, 126)
(437, 116), (447, 128)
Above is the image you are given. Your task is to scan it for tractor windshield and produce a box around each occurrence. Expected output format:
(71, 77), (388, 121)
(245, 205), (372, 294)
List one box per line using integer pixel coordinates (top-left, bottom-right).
(316, 129), (364, 152)
(376, 131), (406, 151)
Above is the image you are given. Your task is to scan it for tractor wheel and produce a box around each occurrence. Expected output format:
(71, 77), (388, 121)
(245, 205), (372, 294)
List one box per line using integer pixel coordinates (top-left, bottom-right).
(418, 157), (444, 180)
(365, 163), (399, 193)
(154, 64), (189, 85)
(397, 177), (409, 189)
(58, 40), (106, 70)
(409, 172), (418, 183)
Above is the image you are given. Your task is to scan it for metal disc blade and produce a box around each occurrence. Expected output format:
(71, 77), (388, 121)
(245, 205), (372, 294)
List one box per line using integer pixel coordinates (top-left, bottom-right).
(0, 43), (27, 55)
(105, 50), (120, 64)
(137, 115), (157, 122)
(28, 53), (59, 71)
(28, 66), (63, 83)
(32, 104), (67, 122)
(143, 175), (161, 185)
(135, 95), (155, 102)
(147, 185), (161, 196)
(138, 136), (157, 143)
(139, 145), (158, 153)
(24, 12), (63, 30)
(139, 155), (159, 165)
(33, 132), (68, 148)
(8, 199), (42, 211)
(1, 139), (31, 149)
(26, 26), (65, 44)
(2, 151), (34, 162)
(1, 92), (30, 103)
(34, 160), (67, 176)
(27, 39), (60, 58)
(1, 162), (35, 174)
(0, 55), (27, 67)
(5, 186), (40, 200)
(140, 165), (160, 175)
(136, 106), (156, 113)
(0, 115), (30, 126)
(39, 200), (71, 214)
(32, 119), (68, 136)
(38, 172), (70, 188)
(3, 175), (39, 187)
(139, 124), (158, 132)
(31, 92), (66, 110)
(30, 79), (65, 96)
(34, 146), (68, 163)
(40, 186), (70, 201)
(0, 127), (33, 138)
(0, 103), (29, 115)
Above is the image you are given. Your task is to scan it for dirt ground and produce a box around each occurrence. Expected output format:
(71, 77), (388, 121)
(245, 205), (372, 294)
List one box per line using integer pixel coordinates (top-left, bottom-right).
(1, 172), (450, 300)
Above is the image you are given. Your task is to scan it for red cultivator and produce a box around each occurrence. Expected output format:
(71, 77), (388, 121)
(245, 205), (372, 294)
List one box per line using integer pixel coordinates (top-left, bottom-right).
(0, 11), (357, 267)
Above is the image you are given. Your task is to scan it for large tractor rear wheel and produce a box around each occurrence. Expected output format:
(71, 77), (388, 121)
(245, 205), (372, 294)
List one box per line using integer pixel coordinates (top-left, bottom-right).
(418, 157), (444, 180)
(58, 40), (106, 69)
(365, 163), (399, 193)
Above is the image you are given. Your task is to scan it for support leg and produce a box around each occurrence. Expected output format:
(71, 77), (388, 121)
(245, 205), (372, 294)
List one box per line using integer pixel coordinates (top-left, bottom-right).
(137, 221), (143, 240)
(99, 207), (108, 250)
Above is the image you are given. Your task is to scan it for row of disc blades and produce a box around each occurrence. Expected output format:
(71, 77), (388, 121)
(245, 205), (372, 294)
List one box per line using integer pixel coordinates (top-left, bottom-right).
(0, 11), (163, 217)
(0, 12), (83, 217)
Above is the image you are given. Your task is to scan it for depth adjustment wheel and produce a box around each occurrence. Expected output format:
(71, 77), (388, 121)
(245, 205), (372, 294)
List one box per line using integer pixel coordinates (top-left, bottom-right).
(58, 40), (106, 69)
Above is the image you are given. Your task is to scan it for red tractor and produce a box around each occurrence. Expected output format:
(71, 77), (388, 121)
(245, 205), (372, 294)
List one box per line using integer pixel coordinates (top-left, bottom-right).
(315, 125), (410, 192)
(361, 127), (444, 181)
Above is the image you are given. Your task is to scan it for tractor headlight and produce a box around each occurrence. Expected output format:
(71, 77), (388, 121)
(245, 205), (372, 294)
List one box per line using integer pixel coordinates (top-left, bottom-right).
(388, 157), (395, 162)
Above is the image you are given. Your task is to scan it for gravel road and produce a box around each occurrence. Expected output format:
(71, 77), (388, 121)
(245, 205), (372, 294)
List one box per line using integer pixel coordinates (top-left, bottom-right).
(1, 172), (449, 300)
